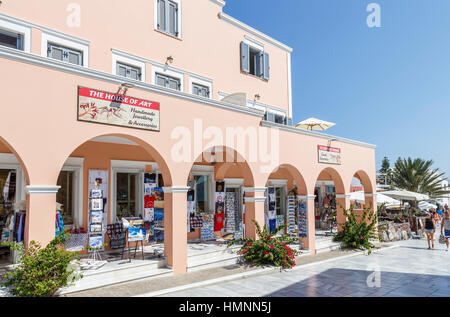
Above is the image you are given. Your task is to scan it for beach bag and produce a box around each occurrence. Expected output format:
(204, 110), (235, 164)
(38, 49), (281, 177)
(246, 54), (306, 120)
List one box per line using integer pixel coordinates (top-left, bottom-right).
(439, 234), (446, 244)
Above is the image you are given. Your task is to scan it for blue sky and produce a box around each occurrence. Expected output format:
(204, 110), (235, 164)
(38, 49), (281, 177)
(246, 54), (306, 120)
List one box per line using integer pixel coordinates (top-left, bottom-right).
(224, 0), (450, 177)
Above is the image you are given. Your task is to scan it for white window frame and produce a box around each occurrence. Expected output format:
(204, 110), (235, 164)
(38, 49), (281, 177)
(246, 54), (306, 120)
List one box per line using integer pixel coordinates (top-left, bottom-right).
(154, 0), (182, 38)
(189, 169), (215, 213)
(0, 17), (31, 52)
(60, 157), (84, 228)
(112, 51), (146, 82)
(110, 160), (159, 222)
(152, 64), (184, 91)
(189, 76), (212, 99)
(41, 32), (89, 67)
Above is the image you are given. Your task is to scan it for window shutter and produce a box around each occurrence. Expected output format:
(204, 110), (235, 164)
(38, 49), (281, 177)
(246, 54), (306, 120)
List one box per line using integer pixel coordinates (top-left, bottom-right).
(263, 52), (270, 80)
(240, 42), (249, 73)
(265, 112), (275, 123)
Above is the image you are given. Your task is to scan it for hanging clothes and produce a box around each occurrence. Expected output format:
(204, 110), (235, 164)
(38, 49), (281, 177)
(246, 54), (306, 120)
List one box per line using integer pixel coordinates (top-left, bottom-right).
(2, 172), (11, 202)
(55, 211), (64, 237)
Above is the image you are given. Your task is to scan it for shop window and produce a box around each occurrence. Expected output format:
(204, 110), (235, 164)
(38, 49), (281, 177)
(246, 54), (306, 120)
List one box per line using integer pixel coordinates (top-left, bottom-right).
(47, 42), (83, 66)
(275, 187), (285, 217)
(117, 62), (142, 81)
(0, 29), (23, 50)
(56, 171), (74, 225)
(155, 73), (181, 91)
(116, 173), (138, 218)
(240, 41), (270, 80)
(265, 112), (285, 125)
(157, 0), (180, 37)
(194, 175), (209, 213)
(192, 83), (210, 98)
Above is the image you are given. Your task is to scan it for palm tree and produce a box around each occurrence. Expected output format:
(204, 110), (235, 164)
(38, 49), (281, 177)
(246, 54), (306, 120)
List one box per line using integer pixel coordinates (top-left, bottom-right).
(391, 157), (450, 199)
(391, 158), (450, 233)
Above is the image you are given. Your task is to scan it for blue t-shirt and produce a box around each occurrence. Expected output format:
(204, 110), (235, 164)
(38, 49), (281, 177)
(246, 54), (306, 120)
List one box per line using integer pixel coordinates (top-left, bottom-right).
(437, 209), (444, 215)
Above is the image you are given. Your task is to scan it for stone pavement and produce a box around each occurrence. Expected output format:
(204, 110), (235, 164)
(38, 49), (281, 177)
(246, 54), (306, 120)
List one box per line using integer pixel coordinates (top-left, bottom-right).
(158, 239), (450, 297)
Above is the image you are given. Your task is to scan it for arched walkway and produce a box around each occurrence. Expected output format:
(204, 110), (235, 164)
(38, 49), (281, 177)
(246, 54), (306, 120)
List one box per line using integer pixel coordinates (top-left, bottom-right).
(313, 167), (346, 235)
(184, 146), (255, 243)
(0, 136), (30, 263)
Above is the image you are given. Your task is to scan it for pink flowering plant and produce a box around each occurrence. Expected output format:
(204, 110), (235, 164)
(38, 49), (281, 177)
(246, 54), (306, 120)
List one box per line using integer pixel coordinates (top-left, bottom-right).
(228, 220), (299, 269)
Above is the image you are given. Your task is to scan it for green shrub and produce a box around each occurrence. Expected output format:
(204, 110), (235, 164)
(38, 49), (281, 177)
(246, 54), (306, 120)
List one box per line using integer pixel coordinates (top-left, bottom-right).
(333, 205), (378, 254)
(1, 234), (81, 297)
(229, 220), (299, 269)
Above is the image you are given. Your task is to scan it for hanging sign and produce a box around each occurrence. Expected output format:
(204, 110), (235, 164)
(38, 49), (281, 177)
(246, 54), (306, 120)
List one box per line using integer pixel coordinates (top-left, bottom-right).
(318, 146), (341, 165)
(77, 86), (160, 131)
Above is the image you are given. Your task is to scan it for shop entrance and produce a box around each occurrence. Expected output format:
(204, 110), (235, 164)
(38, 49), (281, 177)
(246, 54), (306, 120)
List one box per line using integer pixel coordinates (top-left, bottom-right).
(265, 184), (288, 234)
(314, 181), (337, 237)
(56, 135), (170, 267)
(0, 146), (27, 267)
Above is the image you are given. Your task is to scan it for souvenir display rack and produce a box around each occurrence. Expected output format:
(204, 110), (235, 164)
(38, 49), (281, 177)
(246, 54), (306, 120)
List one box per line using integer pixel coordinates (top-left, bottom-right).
(287, 195), (297, 235)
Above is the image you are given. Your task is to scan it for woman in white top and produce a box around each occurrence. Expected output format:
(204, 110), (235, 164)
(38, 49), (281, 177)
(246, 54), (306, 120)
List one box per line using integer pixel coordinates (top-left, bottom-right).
(441, 211), (450, 251)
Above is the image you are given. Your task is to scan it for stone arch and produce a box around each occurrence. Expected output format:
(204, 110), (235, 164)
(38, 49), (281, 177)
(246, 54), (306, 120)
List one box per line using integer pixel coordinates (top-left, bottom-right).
(266, 164), (308, 196)
(353, 170), (374, 194)
(57, 133), (172, 187)
(0, 135), (31, 185)
(184, 145), (255, 187)
(314, 167), (346, 194)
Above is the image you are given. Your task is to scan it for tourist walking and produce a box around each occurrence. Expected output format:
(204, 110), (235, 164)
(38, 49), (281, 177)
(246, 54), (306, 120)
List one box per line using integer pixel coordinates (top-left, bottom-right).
(424, 212), (436, 249)
(440, 210), (450, 252)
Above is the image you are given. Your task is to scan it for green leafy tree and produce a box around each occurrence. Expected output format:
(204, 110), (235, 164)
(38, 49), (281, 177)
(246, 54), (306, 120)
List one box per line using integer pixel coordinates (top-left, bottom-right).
(228, 220), (299, 269)
(378, 156), (392, 186)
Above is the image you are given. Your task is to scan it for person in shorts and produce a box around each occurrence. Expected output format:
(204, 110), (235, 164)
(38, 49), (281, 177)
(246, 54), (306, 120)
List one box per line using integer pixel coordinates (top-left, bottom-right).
(424, 212), (435, 249)
(441, 211), (450, 252)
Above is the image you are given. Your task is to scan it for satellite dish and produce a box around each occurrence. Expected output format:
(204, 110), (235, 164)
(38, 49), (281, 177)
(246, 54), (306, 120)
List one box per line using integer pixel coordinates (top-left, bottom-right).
(221, 93), (247, 107)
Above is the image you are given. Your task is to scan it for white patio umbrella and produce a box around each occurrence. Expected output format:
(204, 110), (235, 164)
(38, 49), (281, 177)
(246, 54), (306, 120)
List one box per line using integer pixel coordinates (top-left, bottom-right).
(381, 190), (429, 202)
(418, 201), (437, 211)
(349, 191), (400, 206)
(295, 118), (336, 131)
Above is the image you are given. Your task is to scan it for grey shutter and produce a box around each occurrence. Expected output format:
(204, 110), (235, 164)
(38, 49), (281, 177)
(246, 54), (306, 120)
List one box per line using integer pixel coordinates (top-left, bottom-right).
(169, 2), (176, 35)
(263, 52), (270, 80)
(240, 42), (249, 73)
(158, 0), (166, 31)
(265, 112), (275, 123)
(255, 52), (262, 77)
(156, 74), (166, 87)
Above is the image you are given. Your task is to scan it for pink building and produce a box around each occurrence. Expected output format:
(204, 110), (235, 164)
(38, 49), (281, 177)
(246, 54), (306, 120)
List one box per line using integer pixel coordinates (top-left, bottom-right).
(0, 0), (376, 275)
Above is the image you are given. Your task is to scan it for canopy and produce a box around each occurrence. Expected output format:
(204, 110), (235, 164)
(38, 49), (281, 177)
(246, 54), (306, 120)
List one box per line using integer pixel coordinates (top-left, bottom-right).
(349, 191), (400, 206)
(418, 201), (437, 211)
(381, 190), (429, 202)
(295, 118), (336, 131)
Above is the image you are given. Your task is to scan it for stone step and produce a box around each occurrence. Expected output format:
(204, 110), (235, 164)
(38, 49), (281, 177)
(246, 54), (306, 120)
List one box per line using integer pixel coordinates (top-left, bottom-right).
(188, 253), (241, 272)
(57, 258), (171, 295)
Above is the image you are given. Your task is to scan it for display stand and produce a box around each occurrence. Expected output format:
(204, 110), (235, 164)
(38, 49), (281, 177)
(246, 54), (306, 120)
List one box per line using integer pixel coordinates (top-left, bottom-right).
(82, 178), (107, 270)
(298, 199), (307, 239)
(287, 195), (297, 235)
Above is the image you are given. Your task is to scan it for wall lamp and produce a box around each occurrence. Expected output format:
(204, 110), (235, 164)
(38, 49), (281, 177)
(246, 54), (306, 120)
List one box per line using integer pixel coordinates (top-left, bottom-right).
(254, 94), (261, 101)
(166, 56), (174, 65)
(117, 83), (134, 95)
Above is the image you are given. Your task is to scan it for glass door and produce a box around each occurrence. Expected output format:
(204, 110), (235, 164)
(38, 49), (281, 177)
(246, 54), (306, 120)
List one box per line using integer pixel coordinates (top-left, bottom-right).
(116, 172), (139, 219)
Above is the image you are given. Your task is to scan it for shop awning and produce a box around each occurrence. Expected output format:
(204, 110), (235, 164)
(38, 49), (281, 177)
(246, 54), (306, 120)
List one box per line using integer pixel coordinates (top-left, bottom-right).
(381, 190), (429, 202)
(349, 191), (400, 206)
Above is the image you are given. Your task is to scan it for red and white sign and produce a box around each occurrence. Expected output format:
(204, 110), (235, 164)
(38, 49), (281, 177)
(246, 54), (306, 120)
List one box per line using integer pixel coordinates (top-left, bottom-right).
(77, 87), (160, 131)
(318, 145), (342, 165)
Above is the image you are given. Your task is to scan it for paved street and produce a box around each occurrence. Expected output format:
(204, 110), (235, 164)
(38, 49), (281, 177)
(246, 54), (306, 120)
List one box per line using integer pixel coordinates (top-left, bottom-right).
(160, 239), (450, 297)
